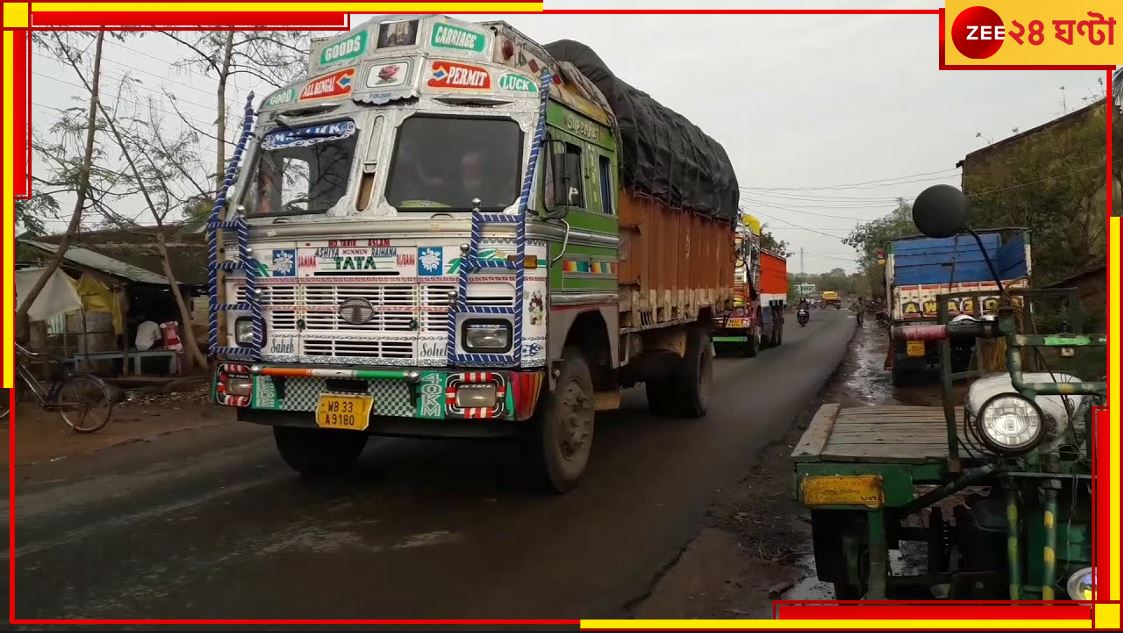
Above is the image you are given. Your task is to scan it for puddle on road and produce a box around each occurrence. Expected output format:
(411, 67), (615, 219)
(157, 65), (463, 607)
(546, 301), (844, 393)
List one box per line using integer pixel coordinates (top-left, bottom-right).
(839, 325), (897, 406)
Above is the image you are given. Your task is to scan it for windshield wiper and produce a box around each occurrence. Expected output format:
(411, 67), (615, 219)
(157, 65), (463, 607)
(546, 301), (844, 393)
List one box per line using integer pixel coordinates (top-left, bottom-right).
(280, 196), (331, 213)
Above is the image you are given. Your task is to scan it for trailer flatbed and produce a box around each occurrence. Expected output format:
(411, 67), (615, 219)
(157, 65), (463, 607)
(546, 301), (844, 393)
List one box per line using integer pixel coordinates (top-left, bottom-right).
(793, 404), (963, 466)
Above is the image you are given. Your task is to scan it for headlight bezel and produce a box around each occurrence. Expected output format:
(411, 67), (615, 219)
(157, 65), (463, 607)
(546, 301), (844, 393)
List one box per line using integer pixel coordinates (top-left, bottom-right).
(1066, 566), (1094, 601)
(974, 391), (1045, 455)
(234, 317), (265, 346)
(461, 319), (513, 353)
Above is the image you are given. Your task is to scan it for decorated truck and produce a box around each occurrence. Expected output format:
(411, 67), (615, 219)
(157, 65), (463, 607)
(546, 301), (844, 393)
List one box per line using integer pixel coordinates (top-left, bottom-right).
(885, 229), (1030, 386)
(713, 213), (785, 355)
(208, 15), (739, 492)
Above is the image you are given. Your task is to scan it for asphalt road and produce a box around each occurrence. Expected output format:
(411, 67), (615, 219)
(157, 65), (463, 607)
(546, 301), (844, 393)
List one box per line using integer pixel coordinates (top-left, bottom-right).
(10, 308), (855, 620)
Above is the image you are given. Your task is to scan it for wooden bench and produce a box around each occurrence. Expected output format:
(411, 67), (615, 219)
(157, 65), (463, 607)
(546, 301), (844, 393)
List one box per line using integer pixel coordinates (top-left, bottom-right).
(73, 349), (181, 376)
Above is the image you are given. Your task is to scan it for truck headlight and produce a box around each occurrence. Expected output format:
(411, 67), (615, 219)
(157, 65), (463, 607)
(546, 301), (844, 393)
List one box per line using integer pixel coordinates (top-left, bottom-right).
(235, 318), (254, 345)
(1066, 567), (1093, 600)
(462, 320), (511, 352)
(975, 392), (1043, 454)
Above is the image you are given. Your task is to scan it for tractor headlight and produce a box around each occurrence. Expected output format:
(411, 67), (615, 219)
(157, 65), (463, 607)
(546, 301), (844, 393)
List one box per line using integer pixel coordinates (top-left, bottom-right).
(975, 392), (1044, 454)
(1066, 567), (1094, 600)
(462, 320), (512, 352)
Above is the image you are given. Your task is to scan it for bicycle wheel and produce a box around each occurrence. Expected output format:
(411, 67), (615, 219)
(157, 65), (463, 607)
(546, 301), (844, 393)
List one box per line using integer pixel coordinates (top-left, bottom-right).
(56, 374), (113, 433)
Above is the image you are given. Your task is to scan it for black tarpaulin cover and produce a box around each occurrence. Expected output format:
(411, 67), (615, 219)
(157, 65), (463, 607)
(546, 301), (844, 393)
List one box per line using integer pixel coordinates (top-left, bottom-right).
(543, 39), (739, 222)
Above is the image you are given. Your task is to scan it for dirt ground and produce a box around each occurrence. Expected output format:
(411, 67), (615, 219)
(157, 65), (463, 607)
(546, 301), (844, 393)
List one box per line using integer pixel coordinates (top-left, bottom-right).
(634, 316), (942, 618)
(1, 384), (234, 468)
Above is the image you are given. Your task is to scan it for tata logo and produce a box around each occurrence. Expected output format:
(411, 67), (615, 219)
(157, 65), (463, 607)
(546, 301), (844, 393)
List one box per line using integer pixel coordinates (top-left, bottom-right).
(498, 72), (537, 93)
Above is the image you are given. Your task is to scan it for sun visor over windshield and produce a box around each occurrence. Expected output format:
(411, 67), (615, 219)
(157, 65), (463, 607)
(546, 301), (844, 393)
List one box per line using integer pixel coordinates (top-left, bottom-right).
(261, 120), (357, 151)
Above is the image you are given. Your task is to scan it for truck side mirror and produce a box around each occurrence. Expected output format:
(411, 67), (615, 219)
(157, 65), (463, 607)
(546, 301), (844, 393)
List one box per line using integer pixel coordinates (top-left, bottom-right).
(912, 184), (967, 238)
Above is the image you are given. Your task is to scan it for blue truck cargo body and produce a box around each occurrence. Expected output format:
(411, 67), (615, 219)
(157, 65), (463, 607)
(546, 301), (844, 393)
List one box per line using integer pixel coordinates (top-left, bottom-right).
(886, 229), (1031, 382)
(887, 229), (1031, 322)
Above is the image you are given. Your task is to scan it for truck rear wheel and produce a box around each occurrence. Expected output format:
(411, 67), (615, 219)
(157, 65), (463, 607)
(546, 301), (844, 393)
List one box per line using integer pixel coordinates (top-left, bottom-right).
(273, 426), (368, 477)
(675, 327), (714, 417)
(521, 347), (595, 493)
(744, 320), (761, 358)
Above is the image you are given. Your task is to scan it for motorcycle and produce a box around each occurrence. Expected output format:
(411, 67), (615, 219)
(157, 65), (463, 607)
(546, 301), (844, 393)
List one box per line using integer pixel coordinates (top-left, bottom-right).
(797, 307), (809, 327)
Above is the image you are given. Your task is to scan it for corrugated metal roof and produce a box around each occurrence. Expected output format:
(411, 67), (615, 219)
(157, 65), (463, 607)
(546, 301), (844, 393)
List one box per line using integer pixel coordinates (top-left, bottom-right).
(19, 239), (171, 285)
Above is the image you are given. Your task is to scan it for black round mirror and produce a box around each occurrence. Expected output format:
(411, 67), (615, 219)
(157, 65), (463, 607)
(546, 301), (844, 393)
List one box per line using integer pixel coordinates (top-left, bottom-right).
(912, 184), (967, 238)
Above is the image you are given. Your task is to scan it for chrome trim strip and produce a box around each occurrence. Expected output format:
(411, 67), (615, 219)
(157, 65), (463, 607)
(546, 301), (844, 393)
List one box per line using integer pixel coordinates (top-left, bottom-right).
(551, 292), (618, 306)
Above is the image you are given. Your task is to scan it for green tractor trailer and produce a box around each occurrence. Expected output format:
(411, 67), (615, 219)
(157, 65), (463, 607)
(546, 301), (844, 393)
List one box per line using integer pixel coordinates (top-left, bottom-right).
(792, 184), (1104, 601)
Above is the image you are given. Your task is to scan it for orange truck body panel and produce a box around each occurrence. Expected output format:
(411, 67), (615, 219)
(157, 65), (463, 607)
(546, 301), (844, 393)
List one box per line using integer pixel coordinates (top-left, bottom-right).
(618, 191), (735, 328)
(759, 250), (788, 297)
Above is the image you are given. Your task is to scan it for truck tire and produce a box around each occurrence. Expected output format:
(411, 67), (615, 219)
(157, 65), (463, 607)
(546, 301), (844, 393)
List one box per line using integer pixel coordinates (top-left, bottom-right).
(521, 347), (595, 493)
(273, 426), (368, 477)
(744, 323), (760, 358)
(674, 327), (714, 417)
(811, 510), (869, 599)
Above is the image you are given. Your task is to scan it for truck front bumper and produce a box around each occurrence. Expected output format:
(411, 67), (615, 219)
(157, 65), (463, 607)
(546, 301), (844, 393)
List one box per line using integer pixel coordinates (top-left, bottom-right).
(213, 363), (545, 423)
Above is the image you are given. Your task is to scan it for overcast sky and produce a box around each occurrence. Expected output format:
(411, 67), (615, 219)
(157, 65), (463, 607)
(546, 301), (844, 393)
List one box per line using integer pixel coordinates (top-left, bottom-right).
(29, 0), (1107, 273)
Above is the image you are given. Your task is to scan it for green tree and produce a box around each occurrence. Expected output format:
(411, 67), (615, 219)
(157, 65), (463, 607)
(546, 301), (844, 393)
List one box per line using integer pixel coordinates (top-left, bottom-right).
(760, 229), (791, 257)
(967, 104), (1108, 283)
(843, 198), (914, 300)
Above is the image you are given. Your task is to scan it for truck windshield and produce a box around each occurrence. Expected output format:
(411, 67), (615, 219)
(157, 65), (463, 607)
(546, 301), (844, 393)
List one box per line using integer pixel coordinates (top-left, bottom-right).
(385, 116), (523, 212)
(247, 120), (358, 216)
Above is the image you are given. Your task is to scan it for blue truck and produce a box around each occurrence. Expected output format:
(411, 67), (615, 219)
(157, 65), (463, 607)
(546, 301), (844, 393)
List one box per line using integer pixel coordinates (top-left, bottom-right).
(885, 229), (1031, 386)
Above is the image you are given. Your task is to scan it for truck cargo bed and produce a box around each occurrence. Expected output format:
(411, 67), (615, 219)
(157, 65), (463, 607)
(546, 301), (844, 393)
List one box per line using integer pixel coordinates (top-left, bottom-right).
(792, 404), (963, 464)
(617, 190), (734, 330)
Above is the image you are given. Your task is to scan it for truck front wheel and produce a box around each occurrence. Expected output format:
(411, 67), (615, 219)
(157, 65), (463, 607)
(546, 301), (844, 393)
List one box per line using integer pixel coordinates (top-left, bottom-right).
(521, 347), (595, 493)
(273, 426), (368, 477)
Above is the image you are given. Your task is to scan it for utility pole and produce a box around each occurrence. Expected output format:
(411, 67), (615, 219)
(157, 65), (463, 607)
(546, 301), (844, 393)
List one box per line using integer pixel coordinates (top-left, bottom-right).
(800, 247), (805, 278)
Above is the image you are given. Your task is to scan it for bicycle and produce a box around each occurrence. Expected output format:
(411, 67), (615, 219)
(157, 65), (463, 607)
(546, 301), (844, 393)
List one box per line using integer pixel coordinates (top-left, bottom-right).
(0, 342), (116, 433)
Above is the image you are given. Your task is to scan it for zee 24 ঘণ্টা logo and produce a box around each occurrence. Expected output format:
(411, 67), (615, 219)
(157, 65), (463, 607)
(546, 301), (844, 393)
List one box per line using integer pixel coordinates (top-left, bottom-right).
(951, 5), (1117, 60)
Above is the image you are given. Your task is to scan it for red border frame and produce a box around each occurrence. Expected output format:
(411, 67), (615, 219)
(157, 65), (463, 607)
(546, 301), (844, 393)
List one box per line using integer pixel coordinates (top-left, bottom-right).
(5, 2), (1116, 628)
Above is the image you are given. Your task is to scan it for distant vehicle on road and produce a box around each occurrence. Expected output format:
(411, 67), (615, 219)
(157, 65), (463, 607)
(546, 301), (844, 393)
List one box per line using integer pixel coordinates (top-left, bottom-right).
(821, 290), (842, 308)
(714, 213), (787, 356)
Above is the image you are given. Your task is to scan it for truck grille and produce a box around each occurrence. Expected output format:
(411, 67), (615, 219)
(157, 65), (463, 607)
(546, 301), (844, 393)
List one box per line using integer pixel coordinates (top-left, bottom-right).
(234, 278), (515, 363)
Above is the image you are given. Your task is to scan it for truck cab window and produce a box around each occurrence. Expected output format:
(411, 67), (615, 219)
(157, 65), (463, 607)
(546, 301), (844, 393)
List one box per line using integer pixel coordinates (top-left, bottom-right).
(564, 143), (585, 208)
(598, 154), (613, 214)
(386, 116), (523, 212)
(248, 121), (358, 216)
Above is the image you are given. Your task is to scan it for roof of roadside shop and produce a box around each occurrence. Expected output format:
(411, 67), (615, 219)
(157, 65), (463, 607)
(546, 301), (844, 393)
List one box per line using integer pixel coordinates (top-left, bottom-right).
(18, 225), (208, 285)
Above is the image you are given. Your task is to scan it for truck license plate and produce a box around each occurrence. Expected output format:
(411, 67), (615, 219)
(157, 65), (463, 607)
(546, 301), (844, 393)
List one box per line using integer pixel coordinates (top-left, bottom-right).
(316, 394), (374, 431)
(727, 318), (745, 328)
(906, 341), (925, 357)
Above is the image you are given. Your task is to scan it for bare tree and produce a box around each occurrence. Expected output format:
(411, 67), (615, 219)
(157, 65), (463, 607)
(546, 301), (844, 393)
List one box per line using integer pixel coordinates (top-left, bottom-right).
(161, 30), (310, 192)
(51, 34), (211, 370)
(16, 32), (105, 338)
